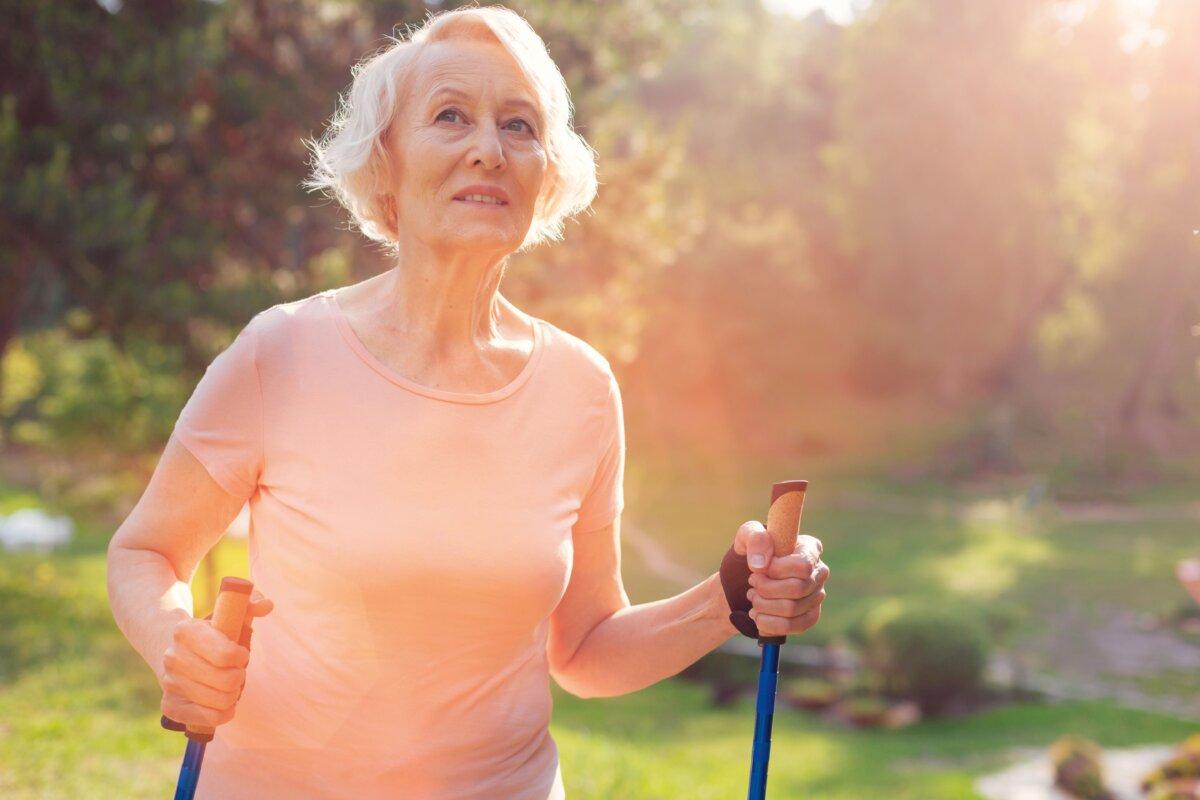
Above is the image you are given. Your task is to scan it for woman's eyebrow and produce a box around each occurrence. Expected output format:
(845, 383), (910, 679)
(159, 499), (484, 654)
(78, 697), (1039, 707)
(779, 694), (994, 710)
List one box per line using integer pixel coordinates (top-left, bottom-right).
(428, 86), (542, 123)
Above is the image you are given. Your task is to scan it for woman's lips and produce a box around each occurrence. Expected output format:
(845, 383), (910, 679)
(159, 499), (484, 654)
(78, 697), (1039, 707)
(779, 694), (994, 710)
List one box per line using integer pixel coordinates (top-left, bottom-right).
(453, 198), (508, 208)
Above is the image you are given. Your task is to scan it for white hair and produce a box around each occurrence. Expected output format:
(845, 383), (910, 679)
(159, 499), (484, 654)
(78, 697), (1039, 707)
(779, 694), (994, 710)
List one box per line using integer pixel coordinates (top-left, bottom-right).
(301, 5), (598, 254)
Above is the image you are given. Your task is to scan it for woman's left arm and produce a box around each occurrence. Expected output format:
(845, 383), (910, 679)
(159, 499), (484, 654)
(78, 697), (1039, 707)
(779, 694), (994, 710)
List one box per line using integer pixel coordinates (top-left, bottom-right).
(548, 517), (828, 699)
(546, 514), (736, 699)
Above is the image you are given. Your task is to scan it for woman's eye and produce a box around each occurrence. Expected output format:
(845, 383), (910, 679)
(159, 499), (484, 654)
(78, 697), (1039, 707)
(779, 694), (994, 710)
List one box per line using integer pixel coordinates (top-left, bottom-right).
(437, 108), (534, 136)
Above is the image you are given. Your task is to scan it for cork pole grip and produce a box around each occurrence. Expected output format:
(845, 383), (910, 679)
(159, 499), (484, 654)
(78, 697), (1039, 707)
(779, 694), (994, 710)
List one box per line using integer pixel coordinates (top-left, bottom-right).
(765, 480), (807, 560)
(186, 576), (253, 739)
(759, 480), (807, 644)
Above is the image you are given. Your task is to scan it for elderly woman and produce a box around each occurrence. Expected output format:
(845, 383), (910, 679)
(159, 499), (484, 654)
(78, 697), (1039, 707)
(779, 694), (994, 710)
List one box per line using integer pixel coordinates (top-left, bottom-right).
(106, 6), (828, 799)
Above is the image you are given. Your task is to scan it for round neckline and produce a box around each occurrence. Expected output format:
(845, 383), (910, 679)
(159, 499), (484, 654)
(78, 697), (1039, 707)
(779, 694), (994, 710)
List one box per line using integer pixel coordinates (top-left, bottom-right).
(322, 288), (544, 404)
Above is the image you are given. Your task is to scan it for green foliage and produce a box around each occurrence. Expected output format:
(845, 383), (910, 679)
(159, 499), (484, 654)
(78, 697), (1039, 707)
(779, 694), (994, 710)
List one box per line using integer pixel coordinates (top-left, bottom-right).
(1049, 735), (1118, 800)
(856, 597), (989, 716)
(4, 0), (1199, 475)
(1, 325), (189, 452)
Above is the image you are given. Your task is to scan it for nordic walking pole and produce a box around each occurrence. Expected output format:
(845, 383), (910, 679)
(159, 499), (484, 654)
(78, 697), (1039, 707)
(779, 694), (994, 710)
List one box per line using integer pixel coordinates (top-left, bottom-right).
(719, 479), (808, 800)
(161, 576), (254, 800)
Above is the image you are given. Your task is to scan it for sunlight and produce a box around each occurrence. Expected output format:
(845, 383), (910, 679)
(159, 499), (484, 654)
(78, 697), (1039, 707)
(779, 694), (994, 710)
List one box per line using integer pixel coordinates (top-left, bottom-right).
(760, 0), (865, 25)
(763, 0), (1164, 43)
(930, 510), (1056, 601)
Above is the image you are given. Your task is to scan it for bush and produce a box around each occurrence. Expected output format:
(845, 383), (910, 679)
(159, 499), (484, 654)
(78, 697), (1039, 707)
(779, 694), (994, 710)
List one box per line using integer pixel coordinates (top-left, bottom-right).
(1049, 736), (1117, 800)
(857, 597), (989, 715)
(781, 676), (840, 710)
(680, 649), (760, 685)
(1, 325), (190, 453)
(1141, 733), (1200, 796)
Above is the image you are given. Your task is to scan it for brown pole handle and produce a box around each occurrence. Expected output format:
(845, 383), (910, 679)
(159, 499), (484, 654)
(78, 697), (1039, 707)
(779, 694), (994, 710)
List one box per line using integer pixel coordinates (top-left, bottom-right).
(719, 480), (808, 644)
(185, 576), (253, 741)
(760, 480), (807, 643)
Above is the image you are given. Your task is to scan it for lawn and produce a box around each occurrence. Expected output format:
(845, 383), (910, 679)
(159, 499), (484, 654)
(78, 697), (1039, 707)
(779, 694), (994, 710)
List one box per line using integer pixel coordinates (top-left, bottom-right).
(1, 459), (1197, 798)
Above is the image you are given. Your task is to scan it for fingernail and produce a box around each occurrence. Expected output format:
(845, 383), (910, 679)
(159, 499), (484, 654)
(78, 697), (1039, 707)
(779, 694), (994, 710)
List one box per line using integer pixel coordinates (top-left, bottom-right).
(749, 554), (765, 568)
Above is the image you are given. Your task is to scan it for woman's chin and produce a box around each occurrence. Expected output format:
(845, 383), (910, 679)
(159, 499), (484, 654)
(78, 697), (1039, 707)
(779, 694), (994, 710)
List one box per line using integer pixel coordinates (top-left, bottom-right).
(436, 227), (522, 252)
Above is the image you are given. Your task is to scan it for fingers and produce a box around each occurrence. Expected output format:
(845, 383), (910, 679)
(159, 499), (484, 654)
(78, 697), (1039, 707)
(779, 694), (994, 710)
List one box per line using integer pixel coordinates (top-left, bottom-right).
(161, 666), (243, 712)
(748, 586), (826, 620)
(751, 604), (822, 637)
(247, 590), (274, 618)
(751, 561), (829, 597)
(176, 619), (250, 669)
(765, 535), (823, 579)
(748, 560), (830, 635)
(161, 693), (236, 729)
(163, 641), (247, 694)
(733, 521), (773, 572)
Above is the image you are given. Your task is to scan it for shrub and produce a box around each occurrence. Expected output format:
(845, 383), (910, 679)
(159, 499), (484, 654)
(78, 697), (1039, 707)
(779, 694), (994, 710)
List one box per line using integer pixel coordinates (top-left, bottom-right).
(781, 676), (839, 710)
(1049, 736), (1117, 800)
(857, 597), (989, 715)
(1141, 733), (1200, 796)
(2, 325), (190, 453)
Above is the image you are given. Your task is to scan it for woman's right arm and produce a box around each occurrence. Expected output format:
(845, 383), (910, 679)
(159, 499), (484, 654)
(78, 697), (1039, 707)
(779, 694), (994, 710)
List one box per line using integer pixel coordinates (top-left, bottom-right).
(106, 432), (271, 727)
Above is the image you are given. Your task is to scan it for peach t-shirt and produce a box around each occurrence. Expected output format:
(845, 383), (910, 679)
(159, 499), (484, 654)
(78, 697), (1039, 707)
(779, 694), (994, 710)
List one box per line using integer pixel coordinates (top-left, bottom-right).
(172, 288), (624, 799)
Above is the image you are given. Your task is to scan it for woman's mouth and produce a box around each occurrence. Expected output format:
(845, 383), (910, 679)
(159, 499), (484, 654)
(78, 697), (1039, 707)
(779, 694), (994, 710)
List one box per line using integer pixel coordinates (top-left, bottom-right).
(454, 194), (508, 207)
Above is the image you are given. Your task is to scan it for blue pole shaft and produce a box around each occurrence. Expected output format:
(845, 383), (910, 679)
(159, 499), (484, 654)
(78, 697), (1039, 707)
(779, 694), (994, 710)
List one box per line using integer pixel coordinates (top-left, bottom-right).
(173, 739), (207, 800)
(747, 642), (782, 799)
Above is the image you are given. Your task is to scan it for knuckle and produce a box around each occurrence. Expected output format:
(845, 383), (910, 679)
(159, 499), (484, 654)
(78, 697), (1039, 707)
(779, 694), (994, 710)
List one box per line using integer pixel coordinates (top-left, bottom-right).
(738, 520), (763, 539)
(215, 645), (242, 668)
(231, 645), (251, 667)
(222, 670), (245, 693)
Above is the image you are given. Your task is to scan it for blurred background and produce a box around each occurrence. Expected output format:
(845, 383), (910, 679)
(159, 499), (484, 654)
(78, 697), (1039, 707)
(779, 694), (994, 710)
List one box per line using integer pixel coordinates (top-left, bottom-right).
(1, 0), (1198, 797)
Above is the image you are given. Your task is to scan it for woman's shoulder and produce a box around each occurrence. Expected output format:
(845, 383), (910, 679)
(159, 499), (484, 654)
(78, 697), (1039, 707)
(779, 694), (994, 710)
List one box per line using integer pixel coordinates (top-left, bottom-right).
(244, 289), (333, 341)
(534, 316), (617, 391)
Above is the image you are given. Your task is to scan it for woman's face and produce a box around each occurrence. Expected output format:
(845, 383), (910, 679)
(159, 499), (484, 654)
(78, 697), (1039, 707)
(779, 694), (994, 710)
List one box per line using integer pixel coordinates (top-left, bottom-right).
(383, 38), (550, 257)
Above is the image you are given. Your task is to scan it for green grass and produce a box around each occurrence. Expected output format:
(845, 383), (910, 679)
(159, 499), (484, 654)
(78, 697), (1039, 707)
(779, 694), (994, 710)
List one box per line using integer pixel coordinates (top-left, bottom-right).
(627, 451), (1200, 645)
(1, 467), (1198, 798)
(555, 685), (1196, 798)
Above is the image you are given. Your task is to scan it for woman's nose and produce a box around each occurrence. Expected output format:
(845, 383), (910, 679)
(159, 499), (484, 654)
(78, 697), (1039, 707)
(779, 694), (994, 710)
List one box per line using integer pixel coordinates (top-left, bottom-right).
(465, 119), (506, 169)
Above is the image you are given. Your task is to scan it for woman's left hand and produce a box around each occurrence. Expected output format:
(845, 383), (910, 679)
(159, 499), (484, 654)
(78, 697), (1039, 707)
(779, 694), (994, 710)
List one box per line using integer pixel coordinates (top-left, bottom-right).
(733, 522), (829, 637)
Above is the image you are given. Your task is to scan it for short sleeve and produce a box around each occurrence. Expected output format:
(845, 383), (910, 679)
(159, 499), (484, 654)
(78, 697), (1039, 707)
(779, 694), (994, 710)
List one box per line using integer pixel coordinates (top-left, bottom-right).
(574, 373), (626, 532)
(172, 316), (264, 502)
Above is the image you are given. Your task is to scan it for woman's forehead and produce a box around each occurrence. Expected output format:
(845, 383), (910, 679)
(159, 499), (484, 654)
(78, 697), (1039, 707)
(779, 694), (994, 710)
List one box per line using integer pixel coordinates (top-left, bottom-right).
(413, 39), (536, 104)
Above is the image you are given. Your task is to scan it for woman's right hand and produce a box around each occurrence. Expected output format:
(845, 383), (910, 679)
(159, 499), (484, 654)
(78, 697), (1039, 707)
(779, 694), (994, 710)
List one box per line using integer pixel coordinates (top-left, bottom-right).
(159, 591), (274, 728)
